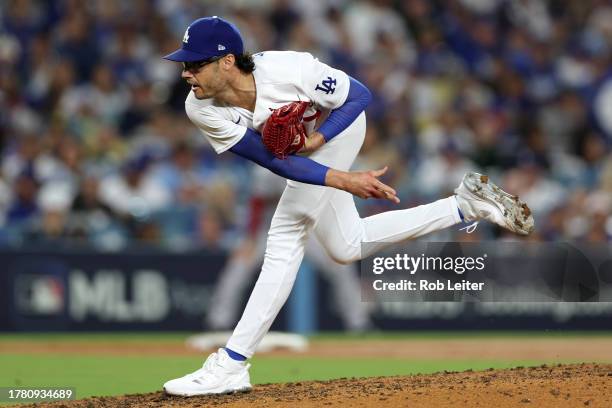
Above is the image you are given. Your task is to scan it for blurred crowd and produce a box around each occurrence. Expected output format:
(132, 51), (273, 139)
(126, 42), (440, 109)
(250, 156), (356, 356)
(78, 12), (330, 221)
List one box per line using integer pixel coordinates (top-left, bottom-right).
(1, 0), (611, 251)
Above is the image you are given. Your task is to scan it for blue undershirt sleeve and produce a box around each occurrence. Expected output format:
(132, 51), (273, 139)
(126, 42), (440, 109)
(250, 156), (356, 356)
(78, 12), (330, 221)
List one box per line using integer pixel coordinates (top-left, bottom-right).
(317, 76), (372, 142)
(229, 128), (329, 186)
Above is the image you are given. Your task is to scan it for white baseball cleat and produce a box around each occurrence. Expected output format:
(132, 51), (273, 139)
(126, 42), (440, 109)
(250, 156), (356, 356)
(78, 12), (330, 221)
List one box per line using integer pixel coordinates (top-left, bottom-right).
(455, 172), (534, 235)
(163, 348), (252, 396)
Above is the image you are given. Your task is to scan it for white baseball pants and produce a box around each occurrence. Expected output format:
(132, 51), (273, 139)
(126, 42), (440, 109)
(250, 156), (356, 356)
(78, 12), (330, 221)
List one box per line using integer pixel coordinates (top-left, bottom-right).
(206, 233), (371, 331)
(226, 113), (461, 357)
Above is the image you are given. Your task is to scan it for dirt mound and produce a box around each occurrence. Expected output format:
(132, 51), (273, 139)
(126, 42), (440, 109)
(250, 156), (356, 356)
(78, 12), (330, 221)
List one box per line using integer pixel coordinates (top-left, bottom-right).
(17, 363), (611, 408)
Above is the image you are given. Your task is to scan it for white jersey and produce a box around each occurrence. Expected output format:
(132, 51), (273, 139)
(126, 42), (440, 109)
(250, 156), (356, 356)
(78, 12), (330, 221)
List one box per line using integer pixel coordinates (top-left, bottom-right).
(185, 51), (350, 154)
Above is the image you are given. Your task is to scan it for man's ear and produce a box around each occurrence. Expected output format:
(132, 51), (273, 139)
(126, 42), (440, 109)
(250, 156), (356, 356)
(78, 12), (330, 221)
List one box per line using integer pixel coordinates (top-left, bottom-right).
(220, 54), (236, 71)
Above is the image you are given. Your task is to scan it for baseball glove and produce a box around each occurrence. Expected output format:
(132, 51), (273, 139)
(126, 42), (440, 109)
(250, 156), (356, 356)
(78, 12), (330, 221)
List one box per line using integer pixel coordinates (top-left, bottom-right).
(261, 101), (310, 159)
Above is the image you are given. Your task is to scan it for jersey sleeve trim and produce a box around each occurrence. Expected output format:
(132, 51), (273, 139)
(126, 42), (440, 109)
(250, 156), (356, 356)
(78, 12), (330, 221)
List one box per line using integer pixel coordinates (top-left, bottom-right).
(185, 101), (248, 154)
(214, 126), (247, 154)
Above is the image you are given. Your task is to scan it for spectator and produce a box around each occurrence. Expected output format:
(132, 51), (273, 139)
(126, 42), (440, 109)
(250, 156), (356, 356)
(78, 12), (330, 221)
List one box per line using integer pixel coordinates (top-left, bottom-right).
(98, 153), (171, 219)
(6, 168), (39, 226)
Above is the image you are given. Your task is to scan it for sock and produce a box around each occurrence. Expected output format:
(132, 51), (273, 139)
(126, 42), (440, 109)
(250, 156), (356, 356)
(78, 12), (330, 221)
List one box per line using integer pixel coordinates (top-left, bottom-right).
(225, 347), (247, 361)
(457, 205), (465, 222)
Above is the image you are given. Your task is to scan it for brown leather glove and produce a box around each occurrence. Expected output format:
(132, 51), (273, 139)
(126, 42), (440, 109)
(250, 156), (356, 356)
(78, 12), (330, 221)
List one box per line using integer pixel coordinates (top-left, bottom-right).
(261, 101), (310, 159)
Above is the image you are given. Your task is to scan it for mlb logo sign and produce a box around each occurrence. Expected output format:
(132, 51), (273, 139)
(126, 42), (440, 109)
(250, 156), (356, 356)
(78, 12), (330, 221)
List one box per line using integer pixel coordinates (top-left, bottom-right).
(14, 274), (65, 316)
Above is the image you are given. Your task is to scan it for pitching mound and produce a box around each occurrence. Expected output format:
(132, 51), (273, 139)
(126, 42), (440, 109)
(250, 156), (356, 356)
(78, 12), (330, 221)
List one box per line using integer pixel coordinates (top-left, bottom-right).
(21, 363), (611, 408)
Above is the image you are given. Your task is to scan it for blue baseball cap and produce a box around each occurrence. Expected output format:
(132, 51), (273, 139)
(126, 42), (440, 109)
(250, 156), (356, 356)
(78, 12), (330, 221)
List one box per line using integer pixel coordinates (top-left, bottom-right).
(163, 16), (244, 62)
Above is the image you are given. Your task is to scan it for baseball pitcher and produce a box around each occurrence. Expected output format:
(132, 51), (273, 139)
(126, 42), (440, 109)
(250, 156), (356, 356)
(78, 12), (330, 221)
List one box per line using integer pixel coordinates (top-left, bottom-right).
(162, 17), (534, 396)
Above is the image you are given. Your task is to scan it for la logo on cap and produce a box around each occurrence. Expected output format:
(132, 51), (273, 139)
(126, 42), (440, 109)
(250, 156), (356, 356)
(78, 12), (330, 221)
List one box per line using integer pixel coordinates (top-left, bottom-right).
(183, 27), (190, 43)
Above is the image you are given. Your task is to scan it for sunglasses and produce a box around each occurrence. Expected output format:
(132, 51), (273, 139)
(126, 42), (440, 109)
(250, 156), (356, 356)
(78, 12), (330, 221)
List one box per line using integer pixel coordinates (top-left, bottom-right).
(182, 56), (224, 73)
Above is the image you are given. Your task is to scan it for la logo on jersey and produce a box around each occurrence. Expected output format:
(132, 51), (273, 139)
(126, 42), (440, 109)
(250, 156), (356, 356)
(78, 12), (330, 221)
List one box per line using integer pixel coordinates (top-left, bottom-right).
(183, 28), (190, 43)
(315, 76), (336, 94)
